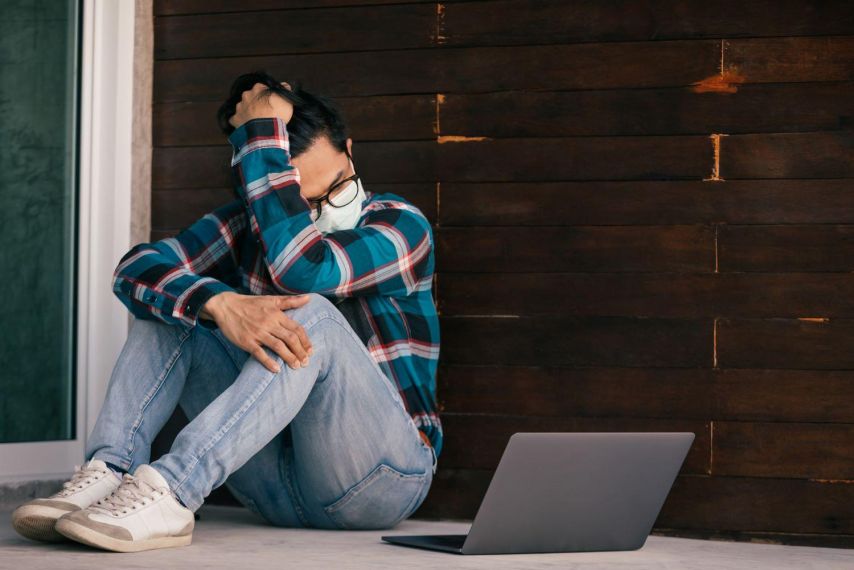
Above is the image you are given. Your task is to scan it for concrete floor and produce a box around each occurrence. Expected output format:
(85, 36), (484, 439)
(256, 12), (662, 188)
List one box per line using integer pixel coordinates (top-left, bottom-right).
(1, 505), (852, 569)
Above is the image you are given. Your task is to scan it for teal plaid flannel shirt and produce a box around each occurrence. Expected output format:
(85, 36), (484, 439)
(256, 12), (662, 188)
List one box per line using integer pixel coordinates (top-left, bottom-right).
(111, 117), (443, 456)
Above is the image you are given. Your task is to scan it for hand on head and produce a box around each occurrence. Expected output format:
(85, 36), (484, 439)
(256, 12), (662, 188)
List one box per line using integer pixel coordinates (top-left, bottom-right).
(228, 82), (294, 129)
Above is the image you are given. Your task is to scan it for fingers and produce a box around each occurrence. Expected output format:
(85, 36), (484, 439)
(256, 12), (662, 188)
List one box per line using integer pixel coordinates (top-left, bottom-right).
(274, 295), (313, 353)
(263, 331), (305, 370)
(272, 325), (310, 365)
(280, 315), (314, 360)
(248, 82), (267, 97)
(278, 294), (311, 309)
(229, 98), (245, 127)
(251, 345), (283, 373)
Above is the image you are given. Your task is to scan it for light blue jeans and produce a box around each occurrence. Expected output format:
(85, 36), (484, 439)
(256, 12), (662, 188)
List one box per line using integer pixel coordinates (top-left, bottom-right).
(84, 293), (436, 530)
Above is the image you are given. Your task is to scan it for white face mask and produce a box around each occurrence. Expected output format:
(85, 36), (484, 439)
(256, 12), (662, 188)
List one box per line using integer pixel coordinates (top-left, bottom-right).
(309, 157), (366, 234)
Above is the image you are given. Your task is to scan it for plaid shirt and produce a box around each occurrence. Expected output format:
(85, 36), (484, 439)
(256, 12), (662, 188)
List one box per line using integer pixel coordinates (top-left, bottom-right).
(111, 117), (443, 457)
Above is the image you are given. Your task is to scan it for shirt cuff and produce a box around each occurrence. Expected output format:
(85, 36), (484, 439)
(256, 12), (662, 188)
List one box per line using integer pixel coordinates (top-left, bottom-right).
(227, 117), (290, 166)
(177, 279), (237, 329)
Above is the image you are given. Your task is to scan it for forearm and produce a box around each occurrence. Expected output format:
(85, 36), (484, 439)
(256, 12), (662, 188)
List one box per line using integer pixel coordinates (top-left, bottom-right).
(111, 207), (245, 329)
(228, 117), (434, 298)
(229, 117), (319, 290)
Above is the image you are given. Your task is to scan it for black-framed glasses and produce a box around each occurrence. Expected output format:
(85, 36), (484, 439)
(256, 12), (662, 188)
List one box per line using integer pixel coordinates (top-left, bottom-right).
(308, 149), (360, 220)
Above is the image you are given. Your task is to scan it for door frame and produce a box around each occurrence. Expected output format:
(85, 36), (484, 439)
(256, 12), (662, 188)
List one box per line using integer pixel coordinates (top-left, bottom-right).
(0, 0), (137, 483)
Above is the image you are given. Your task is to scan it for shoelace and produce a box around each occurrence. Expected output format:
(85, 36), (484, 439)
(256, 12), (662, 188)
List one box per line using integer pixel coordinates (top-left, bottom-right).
(54, 464), (107, 497)
(88, 472), (164, 516)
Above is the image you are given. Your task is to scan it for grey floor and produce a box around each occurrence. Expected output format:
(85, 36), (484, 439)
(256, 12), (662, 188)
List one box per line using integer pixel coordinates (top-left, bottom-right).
(1, 505), (852, 569)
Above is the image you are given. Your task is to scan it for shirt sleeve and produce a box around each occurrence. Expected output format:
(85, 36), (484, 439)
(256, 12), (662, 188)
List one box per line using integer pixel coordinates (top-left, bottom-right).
(227, 117), (434, 299)
(111, 198), (247, 329)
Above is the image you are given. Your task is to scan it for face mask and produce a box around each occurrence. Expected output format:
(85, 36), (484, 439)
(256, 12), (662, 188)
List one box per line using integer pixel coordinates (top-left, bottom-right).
(309, 158), (366, 234)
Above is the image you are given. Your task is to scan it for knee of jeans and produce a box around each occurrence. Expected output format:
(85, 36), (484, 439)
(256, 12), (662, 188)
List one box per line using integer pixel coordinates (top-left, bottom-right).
(286, 293), (340, 326)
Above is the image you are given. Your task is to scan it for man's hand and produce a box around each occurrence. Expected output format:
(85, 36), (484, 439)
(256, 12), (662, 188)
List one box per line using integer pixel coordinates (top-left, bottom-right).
(201, 291), (313, 373)
(228, 82), (294, 130)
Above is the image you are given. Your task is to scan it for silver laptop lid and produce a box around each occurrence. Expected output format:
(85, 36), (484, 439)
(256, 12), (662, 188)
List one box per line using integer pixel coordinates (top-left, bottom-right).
(462, 432), (695, 555)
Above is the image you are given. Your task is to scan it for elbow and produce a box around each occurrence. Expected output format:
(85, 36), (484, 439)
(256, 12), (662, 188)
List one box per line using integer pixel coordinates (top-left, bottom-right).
(264, 242), (327, 294)
(268, 267), (314, 295)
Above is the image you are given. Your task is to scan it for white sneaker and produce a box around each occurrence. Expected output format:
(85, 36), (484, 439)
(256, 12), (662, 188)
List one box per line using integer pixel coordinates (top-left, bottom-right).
(54, 463), (195, 552)
(11, 458), (122, 542)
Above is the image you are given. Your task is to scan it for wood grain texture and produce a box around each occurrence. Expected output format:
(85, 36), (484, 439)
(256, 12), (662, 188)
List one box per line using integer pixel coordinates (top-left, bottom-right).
(438, 413), (711, 473)
(438, 366), (854, 423)
(437, 272), (854, 317)
(439, 180), (854, 225)
(153, 40), (722, 102)
(155, 0), (438, 16)
(154, 95), (437, 146)
(718, 318), (854, 369)
(152, 183), (437, 228)
(713, 421), (854, 479)
(439, 83), (854, 137)
(414, 471), (854, 535)
(719, 225), (854, 271)
(154, 5), (437, 59)
(439, 316), (713, 367)
(439, 1), (854, 45)
(150, 0), (854, 546)
(436, 226), (715, 272)
(721, 132), (854, 178)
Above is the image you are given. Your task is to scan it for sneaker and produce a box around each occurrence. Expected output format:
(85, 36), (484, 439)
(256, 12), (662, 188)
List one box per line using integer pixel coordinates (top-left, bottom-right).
(11, 458), (122, 542)
(54, 463), (195, 552)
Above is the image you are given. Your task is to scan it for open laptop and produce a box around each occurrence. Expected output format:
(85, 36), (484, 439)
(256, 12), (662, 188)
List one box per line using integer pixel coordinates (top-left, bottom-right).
(382, 431), (694, 555)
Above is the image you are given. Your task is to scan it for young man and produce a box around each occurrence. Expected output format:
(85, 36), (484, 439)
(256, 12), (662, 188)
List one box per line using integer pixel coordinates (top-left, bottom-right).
(11, 73), (442, 552)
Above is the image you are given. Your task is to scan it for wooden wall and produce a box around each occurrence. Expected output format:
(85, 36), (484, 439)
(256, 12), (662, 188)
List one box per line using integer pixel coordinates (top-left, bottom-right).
(150, 0), (854, 547)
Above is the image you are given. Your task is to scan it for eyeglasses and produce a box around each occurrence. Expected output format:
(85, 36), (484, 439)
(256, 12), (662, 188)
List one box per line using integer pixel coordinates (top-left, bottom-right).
(307, 149), (361, 220)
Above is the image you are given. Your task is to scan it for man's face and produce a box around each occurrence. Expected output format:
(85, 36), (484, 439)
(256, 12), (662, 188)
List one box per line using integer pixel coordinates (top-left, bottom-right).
(291, 136), (355, 202)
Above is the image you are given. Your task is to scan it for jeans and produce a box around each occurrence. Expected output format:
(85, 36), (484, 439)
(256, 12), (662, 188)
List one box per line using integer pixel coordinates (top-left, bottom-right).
(84, 292), (437, 530)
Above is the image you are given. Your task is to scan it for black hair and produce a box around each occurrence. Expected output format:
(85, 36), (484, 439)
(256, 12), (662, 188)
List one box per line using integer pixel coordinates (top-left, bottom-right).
(217, 70), (351, 159)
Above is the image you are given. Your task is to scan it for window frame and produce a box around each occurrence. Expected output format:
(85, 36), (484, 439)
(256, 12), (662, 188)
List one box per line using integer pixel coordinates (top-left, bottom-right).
(0, 0), (137, 483)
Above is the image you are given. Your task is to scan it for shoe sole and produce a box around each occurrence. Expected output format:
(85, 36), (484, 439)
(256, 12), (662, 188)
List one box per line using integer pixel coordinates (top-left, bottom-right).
(11, 505), (74, 543)
(12, 513), (67, 543)
(54, 518), (192, 552)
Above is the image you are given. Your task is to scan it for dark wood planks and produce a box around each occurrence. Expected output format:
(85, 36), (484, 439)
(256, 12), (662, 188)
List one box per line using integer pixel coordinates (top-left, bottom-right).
(152, 183), (438, 229)
(439, 316), (713, 367)
(719, 225), (854, 272)
(718, 318), (854, 369)
(154, 40), (723, 102)
(439, 1), (854, 46)
(151, 0), (854, 546)
(153, 36), (852, 102)
(439, 83), (854, 137)
(155, 0), (438, 17)
(721, 132), (854, 178)
(414, 471), (854, 535)
(437, 366), (854, 423)
(155, 5), (437, 59)
(437, 273), (854, 317)
(436, 226), (715, 272)
(713, 422), (854, 479)
(438, 180), (854, 225)
(154, 95), (438, 146)
(438, 413), (711, 473)
(155, 1), (854, 49)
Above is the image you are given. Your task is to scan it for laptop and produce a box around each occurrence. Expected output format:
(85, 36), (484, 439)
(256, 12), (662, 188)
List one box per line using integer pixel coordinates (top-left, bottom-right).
(382, 431), (694, 555)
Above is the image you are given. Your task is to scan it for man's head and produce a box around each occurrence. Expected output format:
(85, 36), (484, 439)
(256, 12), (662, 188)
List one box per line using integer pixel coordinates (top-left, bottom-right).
(217, 71), (355, 205)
